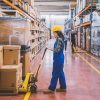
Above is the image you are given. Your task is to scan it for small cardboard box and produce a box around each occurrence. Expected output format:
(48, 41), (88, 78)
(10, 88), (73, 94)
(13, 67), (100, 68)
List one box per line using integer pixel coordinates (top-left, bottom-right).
(0, 46), (3, 68)
(3, 45), (20, 65)
(0, 63), (22, 95)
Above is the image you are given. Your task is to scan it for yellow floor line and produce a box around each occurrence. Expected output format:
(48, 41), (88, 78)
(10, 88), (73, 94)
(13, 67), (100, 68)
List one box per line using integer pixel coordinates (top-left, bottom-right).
(77, 54), (100, 74)
(77, 48), (100, 63)
(85, 52), (100, 63)
(24, 92), (31, 100)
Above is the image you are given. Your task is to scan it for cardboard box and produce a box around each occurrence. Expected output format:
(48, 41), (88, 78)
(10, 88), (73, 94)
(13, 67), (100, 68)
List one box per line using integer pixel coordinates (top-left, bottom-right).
(0, 46), (3, 68)
(1, 63), (22, 84)
(3, 45), (21, 65)
(0, 69), (18, 95)
(0, 64), (22, 95)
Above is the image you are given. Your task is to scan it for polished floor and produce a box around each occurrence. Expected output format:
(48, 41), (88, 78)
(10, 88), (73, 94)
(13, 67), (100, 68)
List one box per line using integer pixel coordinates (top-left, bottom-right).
(0, 40), (100, 100)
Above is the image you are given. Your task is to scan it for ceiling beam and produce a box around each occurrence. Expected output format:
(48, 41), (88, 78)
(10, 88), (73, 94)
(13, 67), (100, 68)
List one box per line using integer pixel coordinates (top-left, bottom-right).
(40, 12), (69, 15)
(35, 6), (69, 10)
(34, 0), (76, 2)
(35, 1), (69, 6)
(34, 0), (77, 15)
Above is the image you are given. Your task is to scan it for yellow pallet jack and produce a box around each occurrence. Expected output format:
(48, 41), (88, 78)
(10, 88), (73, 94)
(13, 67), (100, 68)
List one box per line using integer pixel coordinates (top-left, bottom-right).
(18, 48), (47, 93)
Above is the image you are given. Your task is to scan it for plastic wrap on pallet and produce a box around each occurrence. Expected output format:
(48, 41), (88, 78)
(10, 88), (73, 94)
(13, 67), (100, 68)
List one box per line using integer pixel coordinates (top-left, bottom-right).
(92, 11), (100, 26)
(0, 18), (31, 45)
(91, 26), (100, 56)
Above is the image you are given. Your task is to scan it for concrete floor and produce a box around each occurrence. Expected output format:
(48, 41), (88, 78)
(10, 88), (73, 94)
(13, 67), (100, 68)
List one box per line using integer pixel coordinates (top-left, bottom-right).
(0, 40), (100, 100)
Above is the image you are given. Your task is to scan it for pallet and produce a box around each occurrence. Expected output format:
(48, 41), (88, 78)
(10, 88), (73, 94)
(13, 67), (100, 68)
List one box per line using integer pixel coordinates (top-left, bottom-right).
(0, 89), (18, 96)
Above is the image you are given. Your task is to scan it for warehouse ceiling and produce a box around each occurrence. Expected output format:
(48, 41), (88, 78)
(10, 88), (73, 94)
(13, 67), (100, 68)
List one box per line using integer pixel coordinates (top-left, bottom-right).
(34, 0), (76, 15)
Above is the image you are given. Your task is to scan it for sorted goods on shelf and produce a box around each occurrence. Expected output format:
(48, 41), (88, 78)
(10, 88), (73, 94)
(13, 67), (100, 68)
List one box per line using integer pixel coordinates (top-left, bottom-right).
(92, 11), (100, 24)
(86, 28), (90, 51)
(83, 14), (90, 23)
(75, 17), (80, 26)
(91, 26), (100, 56)
(11, 0), (34, 13)
(24, 0), (34, 7)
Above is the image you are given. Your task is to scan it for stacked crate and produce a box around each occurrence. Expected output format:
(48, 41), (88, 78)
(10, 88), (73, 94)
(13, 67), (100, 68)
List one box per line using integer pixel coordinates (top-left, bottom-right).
(0, 45), (22, 95)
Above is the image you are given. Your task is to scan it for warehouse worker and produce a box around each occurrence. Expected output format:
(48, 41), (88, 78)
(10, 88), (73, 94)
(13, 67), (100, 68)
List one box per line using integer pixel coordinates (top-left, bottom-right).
(71, 29), (77, 53)
(44, 25), (67, 93)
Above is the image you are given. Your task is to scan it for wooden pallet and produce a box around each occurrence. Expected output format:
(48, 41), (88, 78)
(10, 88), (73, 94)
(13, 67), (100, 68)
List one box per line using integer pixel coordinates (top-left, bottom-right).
(0, 89), (18, 96)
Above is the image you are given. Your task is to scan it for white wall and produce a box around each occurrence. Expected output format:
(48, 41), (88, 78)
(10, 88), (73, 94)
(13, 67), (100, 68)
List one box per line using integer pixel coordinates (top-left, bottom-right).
(41, 15), (69, 32)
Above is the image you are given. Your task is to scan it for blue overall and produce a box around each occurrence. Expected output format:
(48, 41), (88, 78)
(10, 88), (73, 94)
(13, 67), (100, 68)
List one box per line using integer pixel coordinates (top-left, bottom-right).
(48, 39), (66, 91)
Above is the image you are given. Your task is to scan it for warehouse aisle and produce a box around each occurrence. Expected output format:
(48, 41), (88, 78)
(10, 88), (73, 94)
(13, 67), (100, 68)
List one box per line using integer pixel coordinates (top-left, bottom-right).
(29, 40), (100, 100)
(0, 40), (100, 100)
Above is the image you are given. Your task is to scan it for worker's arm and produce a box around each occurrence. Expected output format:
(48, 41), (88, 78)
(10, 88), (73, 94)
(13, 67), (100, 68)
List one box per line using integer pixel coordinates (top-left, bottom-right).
(47, 38), (63, 53)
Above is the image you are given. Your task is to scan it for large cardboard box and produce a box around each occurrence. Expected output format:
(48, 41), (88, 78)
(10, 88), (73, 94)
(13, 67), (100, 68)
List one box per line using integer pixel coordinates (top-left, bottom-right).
(3, 45), (20, 65)
(0, 46), (3, 68)
(0, 63), (22, 95)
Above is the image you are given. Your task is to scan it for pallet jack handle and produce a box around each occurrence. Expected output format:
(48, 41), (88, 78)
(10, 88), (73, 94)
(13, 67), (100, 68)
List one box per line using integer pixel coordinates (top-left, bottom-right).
(34, 48), (47, 81)
(42, 48), (47, 60)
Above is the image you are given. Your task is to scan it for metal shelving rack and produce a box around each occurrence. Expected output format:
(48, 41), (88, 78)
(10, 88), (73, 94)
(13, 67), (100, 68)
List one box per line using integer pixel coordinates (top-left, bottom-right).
(64, 0), (100, 56)
(74, 0), (100, 56)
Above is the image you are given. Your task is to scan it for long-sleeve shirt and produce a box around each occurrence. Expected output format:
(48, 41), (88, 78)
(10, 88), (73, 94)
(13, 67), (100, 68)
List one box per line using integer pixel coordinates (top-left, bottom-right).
(53, 37), (64, 64)
(54, 37), (64, 53)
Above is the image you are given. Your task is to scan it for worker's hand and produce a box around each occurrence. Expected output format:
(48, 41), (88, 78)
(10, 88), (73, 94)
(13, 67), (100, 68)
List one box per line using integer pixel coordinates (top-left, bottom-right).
(40, 60), (43, 65)
(46, 45), (53, 51)
(47, 47), (53, 51)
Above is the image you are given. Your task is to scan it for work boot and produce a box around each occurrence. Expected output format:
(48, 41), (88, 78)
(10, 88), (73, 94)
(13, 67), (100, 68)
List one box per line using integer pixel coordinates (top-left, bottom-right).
(56, 88), (67, 92)
(43, 89), (54, 94)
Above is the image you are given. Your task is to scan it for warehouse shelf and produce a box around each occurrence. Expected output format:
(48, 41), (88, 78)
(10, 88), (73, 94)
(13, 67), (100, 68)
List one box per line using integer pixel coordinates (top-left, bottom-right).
(2, 0), (34, 20)
(2, 0), (44, 26)
(74, 3), (96, 19)
(75, 4), (91, 17)
(75, 21), (91, 28)
(0, 1), (50, 89)
(1, 1), (50, 60)
(73, 1), (100, 56)
(80, 21), (91, 27)
(65, 3), (96, 25)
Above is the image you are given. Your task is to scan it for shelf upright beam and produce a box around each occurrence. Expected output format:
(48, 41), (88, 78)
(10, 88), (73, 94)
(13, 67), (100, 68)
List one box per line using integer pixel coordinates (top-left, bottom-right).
(90, 0), (93, 52)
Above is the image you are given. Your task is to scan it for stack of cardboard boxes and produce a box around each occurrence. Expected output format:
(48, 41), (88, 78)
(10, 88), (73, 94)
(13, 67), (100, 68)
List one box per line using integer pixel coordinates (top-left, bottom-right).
(0, 45), (22, 95)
